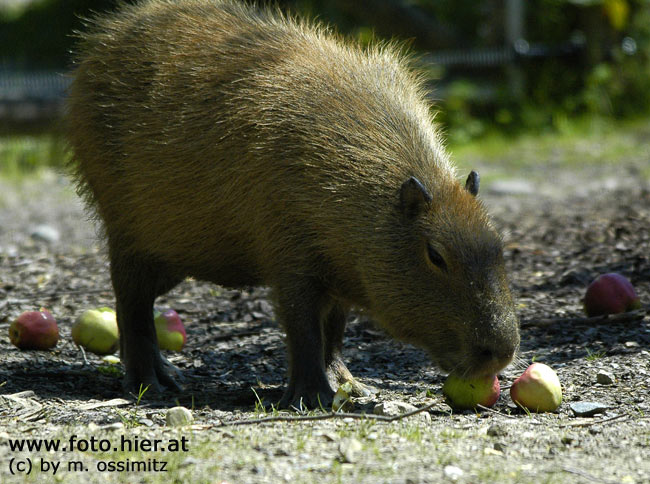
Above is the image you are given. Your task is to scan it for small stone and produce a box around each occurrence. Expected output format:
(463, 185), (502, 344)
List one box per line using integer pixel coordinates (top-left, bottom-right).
(338, 438), (362, 463)
(596, 370), (615, 385)
(569, 401), (609, 417)
(624, 341), (639, 348)
(320, 432), (338, 442)
(443, 465), (464, 481)
(138, 417), (154, 427)
(486, 423), (507, 437)
(179, 457), (200, 468)
(373, 401), (430, 422)
(30, 225), (60, 244)
(166, 406), (193, 426)
(101, 422), (124, 431)
(374, 401), (415, 415)
(493, 442), (507, 452)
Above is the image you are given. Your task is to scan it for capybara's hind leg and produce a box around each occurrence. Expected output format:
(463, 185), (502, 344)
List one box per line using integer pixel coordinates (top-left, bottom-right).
(323, 303), (377, 397)
(109, 241), (182, 396)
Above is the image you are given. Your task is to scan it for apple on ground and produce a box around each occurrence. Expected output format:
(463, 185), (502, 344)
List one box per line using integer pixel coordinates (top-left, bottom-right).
(9, 308), (59, 350)
(443, 374), (500, 410)
(510, 363), (562, 412)
(584, 273), (641, 317)
(72, 307), (119, 355)
(154, 309), (186, 351)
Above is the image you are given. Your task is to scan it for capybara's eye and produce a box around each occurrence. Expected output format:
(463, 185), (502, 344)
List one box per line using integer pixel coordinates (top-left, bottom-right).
(426, 243), (447, 272)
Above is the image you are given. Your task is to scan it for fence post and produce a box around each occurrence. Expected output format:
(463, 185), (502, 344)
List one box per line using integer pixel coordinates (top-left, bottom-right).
(505, 0), (525, 100)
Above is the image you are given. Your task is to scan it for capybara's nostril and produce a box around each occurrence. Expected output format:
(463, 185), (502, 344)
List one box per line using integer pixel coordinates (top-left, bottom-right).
(476, 346), (495, 362)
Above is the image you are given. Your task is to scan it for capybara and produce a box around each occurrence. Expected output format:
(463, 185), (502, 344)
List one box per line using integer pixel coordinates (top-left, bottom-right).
(67, 0), (520, 408)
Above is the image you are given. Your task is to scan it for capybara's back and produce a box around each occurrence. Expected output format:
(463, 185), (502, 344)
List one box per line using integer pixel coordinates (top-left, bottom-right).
(67, 0), (519, 407)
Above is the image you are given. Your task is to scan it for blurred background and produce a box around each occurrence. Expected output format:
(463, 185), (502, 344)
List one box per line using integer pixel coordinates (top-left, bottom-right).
(0, 0), (648, 173)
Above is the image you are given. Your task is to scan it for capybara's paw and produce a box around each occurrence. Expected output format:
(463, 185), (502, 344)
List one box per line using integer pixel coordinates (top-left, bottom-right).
(122, 360), (182, 398)
(278, 384), (335, 411)
(122, 374), (165, 398)
(155, 355), (184, 390)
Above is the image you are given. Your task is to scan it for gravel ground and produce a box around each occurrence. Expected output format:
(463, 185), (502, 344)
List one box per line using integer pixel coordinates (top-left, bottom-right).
(1, 159), (649, 483)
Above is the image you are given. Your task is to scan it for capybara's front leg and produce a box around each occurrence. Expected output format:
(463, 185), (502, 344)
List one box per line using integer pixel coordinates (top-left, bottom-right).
(275, 279), (334, 410)
(109, 243), (182, 396)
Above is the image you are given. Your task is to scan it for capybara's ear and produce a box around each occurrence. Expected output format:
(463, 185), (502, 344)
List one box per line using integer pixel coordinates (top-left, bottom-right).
(465, 170), (480, 196)
(399, 176), (432, 219)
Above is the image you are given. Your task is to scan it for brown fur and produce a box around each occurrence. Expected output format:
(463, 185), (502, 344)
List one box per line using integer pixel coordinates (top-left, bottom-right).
(67, 0), (519, 407)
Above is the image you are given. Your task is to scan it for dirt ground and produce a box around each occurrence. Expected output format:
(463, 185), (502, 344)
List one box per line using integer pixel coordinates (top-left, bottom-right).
(1, 151), (649, 483)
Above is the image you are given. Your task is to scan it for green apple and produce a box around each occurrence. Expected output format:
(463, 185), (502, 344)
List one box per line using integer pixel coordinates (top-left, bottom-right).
(510, 363), (562, 412)
(154, 309), (186, 351)
(72, 307), (119, 355)
(443, 374), (500, 410)
(9, 308), (59, 350)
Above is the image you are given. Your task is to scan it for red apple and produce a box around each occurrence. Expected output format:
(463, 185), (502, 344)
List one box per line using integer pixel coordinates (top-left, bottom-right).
(584, 273), (641, 317)
(443, 374), (500, 410)
(510, 363), (562, 412)
(154, 309), (186, 351)
(9, 309), (59, 350)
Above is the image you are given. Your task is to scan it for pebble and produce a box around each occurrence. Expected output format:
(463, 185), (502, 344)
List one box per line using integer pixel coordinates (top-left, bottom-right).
(166, 406), (193, 426)
(493, 442), (507, 452)
(138, 417), (154, 427)
(319, 431), (338, 442)
(596, 370), (615, 385)
(30, 225), (60, 244)
(486, 423), (508, 437)
(338, 438), (362, 463)
(374, 400), (417, 416)
(179, 457), (201, 468)
(443, 465), (464, 481)
(373, 401), (431, 422)
(101, 422), (125, 431)
(569, 401), (609, 417)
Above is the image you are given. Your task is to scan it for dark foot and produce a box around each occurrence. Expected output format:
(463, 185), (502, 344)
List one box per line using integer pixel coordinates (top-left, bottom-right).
(278, 381), (335, 410)
(122, 352), (182, 398)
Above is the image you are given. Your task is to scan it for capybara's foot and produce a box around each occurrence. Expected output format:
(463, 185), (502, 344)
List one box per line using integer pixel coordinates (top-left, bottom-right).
(122, 354), (182, 398)
(278, 381), (335, 410)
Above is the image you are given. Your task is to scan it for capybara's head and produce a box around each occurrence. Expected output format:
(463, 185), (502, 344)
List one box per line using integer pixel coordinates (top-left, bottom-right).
(365, 171), (519, 378)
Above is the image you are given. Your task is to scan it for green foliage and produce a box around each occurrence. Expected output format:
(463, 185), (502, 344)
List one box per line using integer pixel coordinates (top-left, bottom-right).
(0, 0), (123, 68)
(582, 6), (650, 116)
(1, 0), (648, 138)
(0, 134), (68, 176)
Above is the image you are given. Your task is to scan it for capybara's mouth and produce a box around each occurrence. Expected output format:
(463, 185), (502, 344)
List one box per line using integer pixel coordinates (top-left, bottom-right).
(437, 348), (515, 379)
